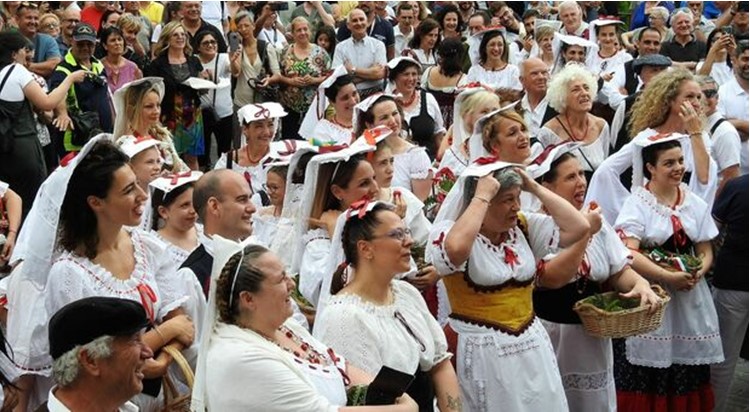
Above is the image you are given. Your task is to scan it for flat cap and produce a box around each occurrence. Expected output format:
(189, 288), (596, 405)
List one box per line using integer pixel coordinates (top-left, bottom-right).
(633, 54), (673, 74)
(49, 297), (149, 360)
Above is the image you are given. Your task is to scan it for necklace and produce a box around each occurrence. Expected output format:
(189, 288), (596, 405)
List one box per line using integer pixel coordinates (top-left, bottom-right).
(564, 112), (590, 142)
(399, 91), (418, 107)
(244, 144), (268, 165)
(331, 115), (352, 129)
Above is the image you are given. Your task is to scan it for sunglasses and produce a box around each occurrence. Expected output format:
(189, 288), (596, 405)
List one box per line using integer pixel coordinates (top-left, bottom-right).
(200, 40), (217, 46)
(702, 89), (718, 98)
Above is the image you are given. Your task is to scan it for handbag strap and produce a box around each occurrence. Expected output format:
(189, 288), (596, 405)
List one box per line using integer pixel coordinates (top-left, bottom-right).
(212, 55), (219, 107)
(0, 64), (17, 95)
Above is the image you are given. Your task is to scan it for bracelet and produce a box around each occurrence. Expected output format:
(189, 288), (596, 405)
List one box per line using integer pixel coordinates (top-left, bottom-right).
(688, 131), (702, 137)
(154, 325), (167, 346)
(473, 196), (491, 204)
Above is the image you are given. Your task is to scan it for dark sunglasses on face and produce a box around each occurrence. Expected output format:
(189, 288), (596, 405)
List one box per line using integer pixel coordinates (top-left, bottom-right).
(201, 40), (217, 46)
(702, 89), (718, 98)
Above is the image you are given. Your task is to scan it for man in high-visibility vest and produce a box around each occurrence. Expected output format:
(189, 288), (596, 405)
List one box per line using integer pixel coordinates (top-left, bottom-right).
(49, 23), (114, 153)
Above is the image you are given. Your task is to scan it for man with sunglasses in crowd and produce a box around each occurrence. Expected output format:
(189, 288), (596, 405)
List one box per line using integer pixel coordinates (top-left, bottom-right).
(16, 1), (61, 79)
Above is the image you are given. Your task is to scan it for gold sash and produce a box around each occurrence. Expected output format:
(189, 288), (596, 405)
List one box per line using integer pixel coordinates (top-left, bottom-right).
(444, 273), (535, 336)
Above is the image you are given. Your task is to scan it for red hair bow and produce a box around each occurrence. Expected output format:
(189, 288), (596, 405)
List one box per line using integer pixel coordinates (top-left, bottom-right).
(348, 198), (371, 220)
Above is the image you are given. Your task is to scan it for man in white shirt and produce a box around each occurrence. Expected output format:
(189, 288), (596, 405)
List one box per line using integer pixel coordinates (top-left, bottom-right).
(519, 58), (551, 138)
(698, 76), (742, 193)
(333, 8), (387, 99)
(557, 1), (589, 38)
(200, 0), (229, 39)
(47, 297), (153, 412)
(717, 41), (749, 175)
(393, 3), (415, 57)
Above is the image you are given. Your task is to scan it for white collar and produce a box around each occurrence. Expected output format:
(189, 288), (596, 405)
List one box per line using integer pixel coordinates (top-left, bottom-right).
(706, 111), (723, 126)
(47, 388), (139, 412)
(726, 76), (748, 96)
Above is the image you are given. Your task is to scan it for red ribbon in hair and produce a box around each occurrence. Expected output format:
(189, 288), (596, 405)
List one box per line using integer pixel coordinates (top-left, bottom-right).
(133, 134), (155, 144)
(59, 151), (78, 167)
(167, 171), (192, 185)
(671, 215), (688, 249)
(474, 155), (500, 165)
(136, 283), (157, 324)
(348, 198), (371, 220)
(319, 144), (349, 154)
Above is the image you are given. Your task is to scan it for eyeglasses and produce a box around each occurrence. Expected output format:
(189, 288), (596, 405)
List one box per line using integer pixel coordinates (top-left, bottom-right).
(702, 89), (718, 98)
(262, 183), (281, 194)
(201, 40), (217, 46)
(372, 227), (412, 242)
(43, 23), (60, 29)
(648, 15), (664, 20)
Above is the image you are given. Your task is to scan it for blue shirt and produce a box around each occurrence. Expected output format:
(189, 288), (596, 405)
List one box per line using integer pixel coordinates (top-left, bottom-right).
(32, 33), (61, 64)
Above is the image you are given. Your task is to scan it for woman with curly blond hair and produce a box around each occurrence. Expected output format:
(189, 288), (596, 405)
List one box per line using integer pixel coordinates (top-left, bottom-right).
(586, 68), (716, 224)
(538, 64), (611, 180)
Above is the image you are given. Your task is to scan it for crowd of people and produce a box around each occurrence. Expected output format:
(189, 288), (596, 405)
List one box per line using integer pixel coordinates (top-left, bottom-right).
(0, 1), (747, 411)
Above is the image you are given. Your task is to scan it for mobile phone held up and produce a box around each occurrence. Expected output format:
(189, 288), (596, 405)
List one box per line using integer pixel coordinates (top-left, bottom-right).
(229, 32), (241, 53)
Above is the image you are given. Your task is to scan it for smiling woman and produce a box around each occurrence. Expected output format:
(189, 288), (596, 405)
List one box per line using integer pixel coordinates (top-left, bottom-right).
(6, 137), (197, 411)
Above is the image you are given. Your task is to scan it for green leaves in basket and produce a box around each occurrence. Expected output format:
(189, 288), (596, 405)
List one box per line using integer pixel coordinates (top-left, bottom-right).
(347, 384), (368, 406)
(644, 248), (703, 275)
(584, 293), (641, 312)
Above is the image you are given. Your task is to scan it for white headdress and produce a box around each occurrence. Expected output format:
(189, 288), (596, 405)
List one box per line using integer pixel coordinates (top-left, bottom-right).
(631, 131), (688, 189)
(467, 100), (521, 162)
(552, 32), (598, 73)
(190, 235), (258, 411)
(10, 133), (114, 282)
(299, 65), (350, 140)
(289, 132), (379, 274)
(112, 77), (165, 139)
(526, 141), (583, 180)
(115, 134), (161, 159)
(433, 159), (522, 225)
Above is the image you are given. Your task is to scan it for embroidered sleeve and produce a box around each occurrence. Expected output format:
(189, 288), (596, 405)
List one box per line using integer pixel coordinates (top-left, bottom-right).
(524, 212), (560, 259)
(602, 222), (630, 275)
(398, 282), (451, 369)
(138, 231), (189, 319)
(408, 148), (433, 180)
(614, 195), (645, 241)
(426, 220), (467, 276)
(314, 306), (385, 377)
(299, 228), (331, 307)
(45, 259), (91, 317)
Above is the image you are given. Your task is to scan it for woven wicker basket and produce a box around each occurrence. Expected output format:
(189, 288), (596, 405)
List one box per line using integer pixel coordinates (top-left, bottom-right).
(162, 345), (194, 412)
(573, 285), (670, 339)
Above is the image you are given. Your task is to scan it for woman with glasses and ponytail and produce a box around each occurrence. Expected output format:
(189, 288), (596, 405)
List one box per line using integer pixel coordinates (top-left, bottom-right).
(191, 237), (418, 411)
(314, 202), (460, 412)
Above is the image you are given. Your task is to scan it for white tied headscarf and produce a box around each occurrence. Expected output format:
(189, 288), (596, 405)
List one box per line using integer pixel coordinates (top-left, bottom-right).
(467, 101), (520, 163)
(112, 77), (166, 139)
(299, 65), (350, 140)
(190, 235), (258, 411)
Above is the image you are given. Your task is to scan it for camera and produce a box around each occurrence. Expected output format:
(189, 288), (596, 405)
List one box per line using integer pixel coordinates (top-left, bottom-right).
(86, 72), (106, 87)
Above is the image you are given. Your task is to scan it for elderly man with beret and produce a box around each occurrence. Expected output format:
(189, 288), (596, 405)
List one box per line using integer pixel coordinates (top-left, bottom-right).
(47, 297), (153, 411)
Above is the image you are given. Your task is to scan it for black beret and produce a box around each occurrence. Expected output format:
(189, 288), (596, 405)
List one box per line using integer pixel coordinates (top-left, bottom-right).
(48, 297), (149, 360)
(633, 54), (673, 74)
